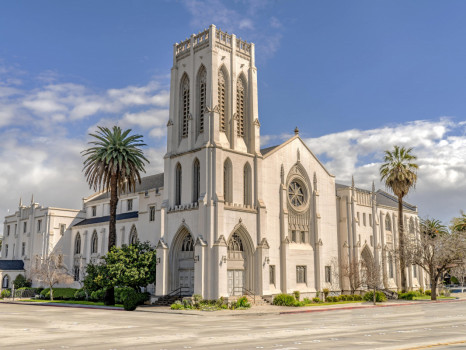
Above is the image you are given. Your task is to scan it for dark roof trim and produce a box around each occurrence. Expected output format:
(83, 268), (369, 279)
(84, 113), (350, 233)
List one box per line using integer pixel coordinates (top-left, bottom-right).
(0, 260), (25, 271)
(73, 211), (139, 227)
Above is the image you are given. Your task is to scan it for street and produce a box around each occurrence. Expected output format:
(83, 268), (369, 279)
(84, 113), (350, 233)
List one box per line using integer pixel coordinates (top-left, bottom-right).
(0, 301), (465, 349)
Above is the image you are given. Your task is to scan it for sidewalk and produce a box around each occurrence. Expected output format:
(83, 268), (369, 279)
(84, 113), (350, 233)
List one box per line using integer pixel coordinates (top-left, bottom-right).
(3, 294), (464, 315)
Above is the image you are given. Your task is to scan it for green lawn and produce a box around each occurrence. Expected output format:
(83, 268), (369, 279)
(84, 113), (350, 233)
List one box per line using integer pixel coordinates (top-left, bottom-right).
(413, 296), (456, 300)
(300, 300), (364, 307)
(21, 299), (123, 308)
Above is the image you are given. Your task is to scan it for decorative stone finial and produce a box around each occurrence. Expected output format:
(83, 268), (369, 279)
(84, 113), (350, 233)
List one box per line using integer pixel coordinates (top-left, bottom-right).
(313, 172), (317, 190)
(31, 194), (34, 204)
(351, 175), (355, 188)
(294, 126), (299, 135)
(19, 197), (22, 207)
(372, 181), (375, 193)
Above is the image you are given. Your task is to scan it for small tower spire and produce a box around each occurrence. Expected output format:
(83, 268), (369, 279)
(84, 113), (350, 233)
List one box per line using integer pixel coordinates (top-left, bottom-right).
(19, 197), (22, 207)
(351, 175), (355, 188)
(294, 126), (299, 135)
(31, 194), (34, 204)
(372, 181), (375, 193)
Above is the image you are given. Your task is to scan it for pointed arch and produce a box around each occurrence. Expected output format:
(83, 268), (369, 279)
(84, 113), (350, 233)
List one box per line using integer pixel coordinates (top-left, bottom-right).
(196, 65), (207, 135)
(243, 162), (252, 206)
(74, 232), (81, 255)
(218, 65), (229, 133)
(91, 230), (98, 254)
(224, 158), (233, 204)
(385, 214), (392, 231)
(2, 274), (10, 288)
(236, 73), (247, 138)
(169, 224), (195, 293)
(361, 245), (374, 265)
(192, 158), (200, 203)
(129, 225), (138, 245)
(179, 73), (190, 138)
(175, 162), (182, 206)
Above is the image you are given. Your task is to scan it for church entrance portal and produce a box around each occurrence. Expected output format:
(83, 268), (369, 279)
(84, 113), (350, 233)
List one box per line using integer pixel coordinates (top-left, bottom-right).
(170, 227), (195, 296)
(227, 231), (252, 296)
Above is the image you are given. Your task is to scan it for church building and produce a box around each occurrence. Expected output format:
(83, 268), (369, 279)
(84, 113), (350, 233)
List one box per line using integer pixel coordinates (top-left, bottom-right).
(1, 25), (422, 299)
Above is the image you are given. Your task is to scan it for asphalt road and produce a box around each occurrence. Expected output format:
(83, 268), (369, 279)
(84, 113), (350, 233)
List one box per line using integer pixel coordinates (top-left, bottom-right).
(0, 301), (465, 350)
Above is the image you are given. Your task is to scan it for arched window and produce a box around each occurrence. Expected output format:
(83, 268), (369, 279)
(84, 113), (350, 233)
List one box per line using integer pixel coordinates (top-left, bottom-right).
(218, 67), (227, 132)
(385, 214), (392, 231)
(180, 73), (190, 138)
(193, 158), (200, 203)
(91, 231), (98, 254)
(388, 253), (394, 278)
(228, 233), (244, 260)
(197, 66), (207, 135)
(129, 226), (138, 245)
(74, 233), (81, 255)
(409, 217), (415, 234)
(2, 275), (9, 288)
(181, 234), (194, 252)
(175, 163), (182, 206)
(243, 162), (252, 206)
(236, 74), (247, 137)
(224, 158), (232, 204)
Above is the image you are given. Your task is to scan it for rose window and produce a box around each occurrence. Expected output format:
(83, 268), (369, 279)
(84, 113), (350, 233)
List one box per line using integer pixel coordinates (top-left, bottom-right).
(288, 181), (306, 208)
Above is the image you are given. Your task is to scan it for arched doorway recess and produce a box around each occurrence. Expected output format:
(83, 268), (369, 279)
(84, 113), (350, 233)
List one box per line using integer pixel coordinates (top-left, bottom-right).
(227, 226), (254, 296)
(170, 226), (194, 295)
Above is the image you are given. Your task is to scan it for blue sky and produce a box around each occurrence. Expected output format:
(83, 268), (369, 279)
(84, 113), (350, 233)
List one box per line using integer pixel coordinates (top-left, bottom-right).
(0, 0), (465, 229)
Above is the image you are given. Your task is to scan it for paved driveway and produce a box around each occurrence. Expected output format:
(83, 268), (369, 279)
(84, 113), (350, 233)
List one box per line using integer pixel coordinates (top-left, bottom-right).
(0, 301), (465, 349)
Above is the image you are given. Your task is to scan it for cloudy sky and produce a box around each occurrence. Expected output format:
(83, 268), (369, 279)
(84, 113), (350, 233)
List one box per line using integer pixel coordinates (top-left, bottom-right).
(0, 0), (465, 233)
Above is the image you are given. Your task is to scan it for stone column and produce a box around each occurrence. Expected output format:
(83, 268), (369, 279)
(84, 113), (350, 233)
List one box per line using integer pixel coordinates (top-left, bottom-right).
(194, 236), (207, 297)
(155, 239), (169, 296)
(213, 235), (228, 299)
(256, 238), (270, 296)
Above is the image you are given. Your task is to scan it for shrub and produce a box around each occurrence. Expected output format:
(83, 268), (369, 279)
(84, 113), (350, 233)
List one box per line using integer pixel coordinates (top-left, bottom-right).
(418, 287), (424, 295)
(13, 274), (31, 289)
(216, 296), (225, 307)
(293, 290), (300, 301)
(303, 297), (311, 304)
(40, 288), (78, 300)
(171, 300), (183, 310)
(115, 287), (134, 304)
(293, 301), (306, 307)
(323, 288), (330, 300)
(312, 297), (320, 303)
(425, 289), (431, 296)
(122, 289), (139, 311)
(193, 294), (203, 303)
(363, 291), (387, 302)
(273, 294), (296, 306)
(236, 296), (250, 308)
(90, 289), (106, 302)
(353, 294), (363, 301)
(74, 289), (87, 301)
(326, 296), (335, 302)
(1, 289), (11, 298)
(399, 292), (417, 300)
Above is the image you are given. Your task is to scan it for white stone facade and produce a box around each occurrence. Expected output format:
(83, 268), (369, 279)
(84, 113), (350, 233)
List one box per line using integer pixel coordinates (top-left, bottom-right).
(1, 25), (422, 297)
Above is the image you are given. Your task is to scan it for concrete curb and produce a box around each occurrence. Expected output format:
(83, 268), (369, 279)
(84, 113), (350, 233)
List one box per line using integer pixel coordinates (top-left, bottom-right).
(1, 301), (124, 311)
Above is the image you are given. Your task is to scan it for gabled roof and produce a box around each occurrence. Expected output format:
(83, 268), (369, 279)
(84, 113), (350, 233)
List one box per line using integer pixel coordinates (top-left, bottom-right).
(0, 260), (24, 271)
(336, 183), (417, 211)
(73, 211), (138, 227)
(260, 135), (334, 177)
(87, 173), (164, 203)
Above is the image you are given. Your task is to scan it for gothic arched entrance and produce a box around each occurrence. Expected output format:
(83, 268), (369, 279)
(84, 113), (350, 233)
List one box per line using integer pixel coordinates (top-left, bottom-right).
(227, 227), (254, 296)
(170, 227), (194, 295)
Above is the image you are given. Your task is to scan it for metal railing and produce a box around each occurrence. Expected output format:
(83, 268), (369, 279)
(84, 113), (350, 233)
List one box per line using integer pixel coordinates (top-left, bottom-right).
(232, 287), (256, 304)
(165, 286), (192, 299)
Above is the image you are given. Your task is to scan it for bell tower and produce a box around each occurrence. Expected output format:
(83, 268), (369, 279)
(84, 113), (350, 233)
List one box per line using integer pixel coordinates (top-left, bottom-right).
(166, 24), (260, 156)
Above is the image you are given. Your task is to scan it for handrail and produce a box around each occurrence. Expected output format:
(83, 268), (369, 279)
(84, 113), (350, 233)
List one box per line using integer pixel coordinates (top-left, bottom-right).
(165, 286), (191, 298)
(232, 287), (256, 304)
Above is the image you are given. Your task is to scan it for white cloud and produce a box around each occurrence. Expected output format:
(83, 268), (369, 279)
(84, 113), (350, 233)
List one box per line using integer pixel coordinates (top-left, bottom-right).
(302, 118), (466, 224)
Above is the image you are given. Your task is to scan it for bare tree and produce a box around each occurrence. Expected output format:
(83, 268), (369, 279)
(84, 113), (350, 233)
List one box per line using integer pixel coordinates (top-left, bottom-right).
(30, 253), (74, 300)
(339, 257), (364, 295)
(406, 218), (466, 300)
(450, 261), (466, 286)
(361, 258), (381, 305)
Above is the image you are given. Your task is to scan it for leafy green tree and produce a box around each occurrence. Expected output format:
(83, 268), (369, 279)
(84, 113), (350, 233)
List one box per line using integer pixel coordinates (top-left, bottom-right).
(82, 126), (149, 305)
(84, 241), (156, 293)
(13, 274), (31, 289)
(380, 145), (418, 291)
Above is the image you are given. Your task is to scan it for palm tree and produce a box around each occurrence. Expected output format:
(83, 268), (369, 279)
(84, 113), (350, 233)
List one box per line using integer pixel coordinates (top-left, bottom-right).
(452, 212), (466, 232)
(82, 126), (149, 304)
(380, 145), (418, 292)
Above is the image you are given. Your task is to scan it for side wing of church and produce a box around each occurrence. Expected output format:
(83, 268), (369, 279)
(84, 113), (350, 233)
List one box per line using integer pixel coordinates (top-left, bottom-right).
(0, 25), (423, 299)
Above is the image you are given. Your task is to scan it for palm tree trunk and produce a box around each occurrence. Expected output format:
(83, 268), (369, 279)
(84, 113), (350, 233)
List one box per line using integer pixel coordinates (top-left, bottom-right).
(398, 196), (407, 292)
(104, 174), (118, 306)
(431, 272), (437, 301)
